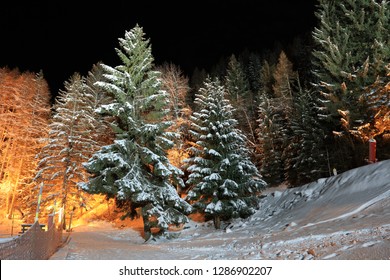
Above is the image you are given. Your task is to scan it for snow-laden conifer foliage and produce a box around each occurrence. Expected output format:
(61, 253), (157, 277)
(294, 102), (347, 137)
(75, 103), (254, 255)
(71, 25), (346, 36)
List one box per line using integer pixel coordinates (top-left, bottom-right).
(312, 0), (390, 170)
(185, 77), (266, 229)
(81, 25), (192, 240)
(35, 73), (102, 226)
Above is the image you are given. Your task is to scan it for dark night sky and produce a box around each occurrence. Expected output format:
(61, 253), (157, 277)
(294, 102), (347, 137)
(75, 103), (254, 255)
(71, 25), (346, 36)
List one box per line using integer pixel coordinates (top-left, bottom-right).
(0, 1), (317, 95)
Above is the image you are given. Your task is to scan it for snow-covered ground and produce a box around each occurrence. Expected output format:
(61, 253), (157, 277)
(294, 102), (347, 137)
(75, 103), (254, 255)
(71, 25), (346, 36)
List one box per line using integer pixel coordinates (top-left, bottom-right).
(0, 237), (16, 243)
(49, 159), (390, 260)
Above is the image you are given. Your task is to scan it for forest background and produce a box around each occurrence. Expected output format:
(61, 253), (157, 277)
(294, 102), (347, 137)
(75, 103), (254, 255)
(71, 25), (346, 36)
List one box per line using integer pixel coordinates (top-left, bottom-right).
(0, 0), (389, 237)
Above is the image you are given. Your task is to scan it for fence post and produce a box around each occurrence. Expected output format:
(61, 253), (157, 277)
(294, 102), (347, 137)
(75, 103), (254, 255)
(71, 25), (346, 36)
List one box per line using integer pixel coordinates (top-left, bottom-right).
(35, 183), (44, 222)
(369, 138), (377, 163)
(48, 214), (54, 230)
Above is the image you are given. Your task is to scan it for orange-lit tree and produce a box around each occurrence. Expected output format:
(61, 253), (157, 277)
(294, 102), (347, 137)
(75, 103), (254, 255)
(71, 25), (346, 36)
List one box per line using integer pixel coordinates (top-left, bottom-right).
(312, 0), (390, 170)
(346, 67), (390, 159)
(0, 68), (51, 219)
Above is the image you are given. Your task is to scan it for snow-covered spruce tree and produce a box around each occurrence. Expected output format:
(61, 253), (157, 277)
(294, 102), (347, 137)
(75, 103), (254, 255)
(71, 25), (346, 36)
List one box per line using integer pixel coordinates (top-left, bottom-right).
(189, 67), (208, 108)
(184, 77), (266, 229)
(312, 0), (390, 170)
(35, 73), (104, 226)
(83, 62), (115, 147)
(81, 25), (192, 240)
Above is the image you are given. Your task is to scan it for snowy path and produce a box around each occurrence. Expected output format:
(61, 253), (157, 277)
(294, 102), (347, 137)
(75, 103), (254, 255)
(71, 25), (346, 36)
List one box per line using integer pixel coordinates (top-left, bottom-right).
(50, 215), (390, 260)
(50, 221), (184, 260)
(50, 160), (390, 260)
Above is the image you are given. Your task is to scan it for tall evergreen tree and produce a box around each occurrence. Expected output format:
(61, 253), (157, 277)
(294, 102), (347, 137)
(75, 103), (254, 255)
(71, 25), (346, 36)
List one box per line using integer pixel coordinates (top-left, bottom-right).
(18, 72), (52, 219)
(272, 51), (296, 98)
(81, 25), (192, 240)
(258, 60), (274, 99)
(225, 54), (256, 144)
(312, 0), (390, 170)
(257, 93), (285, 185)
(189, 67), (208, 109)
(252, 59), (274, 168)
(35, 73), (100, 226)
(257, 51), (297, 185)
(185, 77), (266, 229)
(83, 62), (115, 148)
(286, 84), (329, 185)
(246, 52), (262, 94)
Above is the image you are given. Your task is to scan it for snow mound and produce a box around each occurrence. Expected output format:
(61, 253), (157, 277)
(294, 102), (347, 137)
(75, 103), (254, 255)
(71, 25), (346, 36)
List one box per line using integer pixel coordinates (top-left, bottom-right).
(50, 160), (390, 260)
(254, 160), (390, 232)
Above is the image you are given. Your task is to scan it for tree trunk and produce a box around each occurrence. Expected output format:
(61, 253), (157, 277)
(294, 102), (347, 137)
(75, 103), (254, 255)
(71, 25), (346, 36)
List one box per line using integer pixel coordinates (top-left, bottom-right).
(141, 206), (152, 241)
(213, 215), (221, 230)
(8, 156), (24, 218)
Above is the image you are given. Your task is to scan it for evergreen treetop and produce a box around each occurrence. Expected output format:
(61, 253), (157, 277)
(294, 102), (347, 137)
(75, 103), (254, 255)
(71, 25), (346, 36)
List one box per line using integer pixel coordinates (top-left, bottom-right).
(82, 25), (192, 240)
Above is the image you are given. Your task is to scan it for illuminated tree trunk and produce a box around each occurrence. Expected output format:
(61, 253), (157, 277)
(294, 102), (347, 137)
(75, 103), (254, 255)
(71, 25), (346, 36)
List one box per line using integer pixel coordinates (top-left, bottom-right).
(3, 141), (17, 216)
(7, 156), (24, 218)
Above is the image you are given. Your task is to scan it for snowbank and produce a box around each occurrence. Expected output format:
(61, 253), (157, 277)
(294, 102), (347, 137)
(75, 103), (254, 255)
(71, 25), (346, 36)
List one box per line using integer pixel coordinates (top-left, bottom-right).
(50, 160), (390, 260)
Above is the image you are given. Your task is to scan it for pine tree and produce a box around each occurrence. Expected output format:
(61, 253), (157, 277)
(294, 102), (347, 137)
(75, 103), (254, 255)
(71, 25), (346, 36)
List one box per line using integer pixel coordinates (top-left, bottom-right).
(272, 51), (296, 98)
(258, 60), (274, 99)
(35, 73), (100, 226)
(81, 25), (192, 240)
(286, 84), (329, 185)
(189, 67), (208, 109)
(225, 54), (256, 144)
(252, 60), (274, 168)
(256, 51), (297, 185)
(256, 93), (285, 185)
(312, 0), (390, 170)
(246, 52), (262, 94)
(83, 62), (115, 147)
(185, 77), (266, 229)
